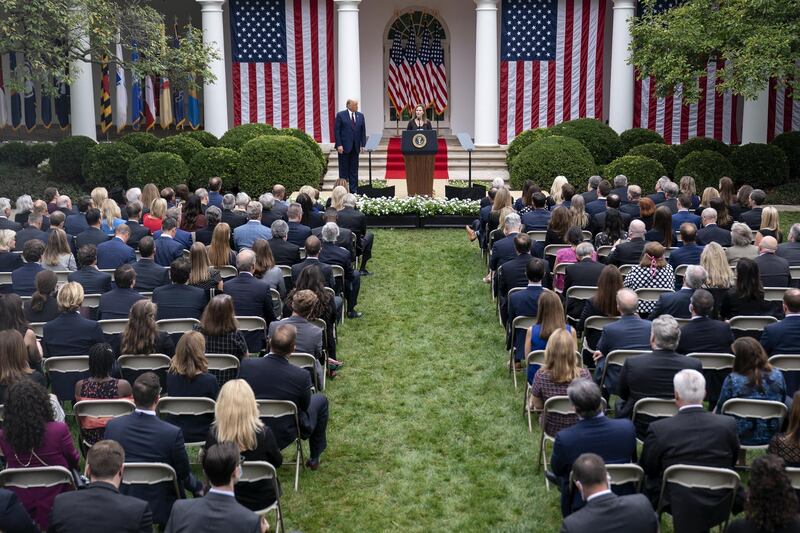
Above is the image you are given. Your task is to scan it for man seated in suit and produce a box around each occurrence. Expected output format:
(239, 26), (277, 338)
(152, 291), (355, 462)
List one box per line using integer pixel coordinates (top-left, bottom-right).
(0, 197), (23, 232)
(609, 174), (629, 201)
(221, 193), (247, 230)
(195, 206), (220, 246)
(11, 239), (45, 296)
(312, 208), (355, 260)
(581, 175), (601, 203)
(550, 380), (637, 517)
(672, 195), (702, 233)
(98, 265), (144, 320)
(64, 196), (92, 236)
(207, 177), (224, 209)
(104, 373), (202, 527)
(777, 223), (800, 266)
(656, 181), (679, 214)
(234, 201), (272, 250)
(640, 369), (740, 533)
(96, 224), (136, 270)
(223, 249), (277, 351)
(521, 192), (552, 231)
(164, 442), (265, 533)
(560, 453), (657, 533)
(668, 223), (704, 270)
(761, 288), (800, 355)
(606, 220), (647, 267)
(124, 201), (150, 249)
(291, 236), (335, 289)
(647, 176), (671, 205)
(269, 290), (325, 383)
(75, 208), (111, 250)
(507, 258), (546, 365)
(152, 257), (207, 320)
(739, 188), (766, 229)
(585, 180), (611, 216)
(152, 207), (193, 249)
(676, 289), (735, 354)
(47, 210), (66, 233)
(269, 219), (302, 266)
(592, 288), (652, 395)
(49, 439), (153, 533)
(564, 242), (605, 319)
(68, 244), (113, 294)
(755, 236), (791, 287)
(286, 203), (312, 247)
(153, 217), (186, 267)
(589, 194), (632, 234)
(319, 222), (362, 318)
(490, 213), (524, 275)
(696, 207), (731, 247)
(271, 185), (290, 217)
(337, 194), (374, 275)
(497, 233), (534, 325)
(619, 185), (642, 219)
(648, 265), (706, 319)
(239, 324), (329, 469)
(131, 236), (170, 292)
(13, 212), (48, 251)
(258, 193), (284, 228)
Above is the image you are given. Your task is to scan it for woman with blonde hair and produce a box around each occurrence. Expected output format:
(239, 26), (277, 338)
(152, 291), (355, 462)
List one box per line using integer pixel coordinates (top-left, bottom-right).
(208, 222), (236, 268)
(325, 180), (350, 209)
(41, 282), (104, 357)
(623, 241), (674, 315)
(140, 183), (160, 213)
(756, 206), (782, 245)
(0, 229), (22, 272)
(568, 194), (589, 230)
(99, 199), (124, 235)
(203, 379), (283, 510)
(166, 331), (219, 442)
(143, 197), (167, 233)
(524, 291), (577, 383)
(41, 228), (77, 271)
(91, 187), (108, 211)
(119, 300), (175, 357)
(699, 187), (720, 211)
(330, 185), (348, 211)
(187, 242), (222, 293)
(701, 241), (734, 317)
(550, 176), (569, 205)
(679, 175), (700, 209)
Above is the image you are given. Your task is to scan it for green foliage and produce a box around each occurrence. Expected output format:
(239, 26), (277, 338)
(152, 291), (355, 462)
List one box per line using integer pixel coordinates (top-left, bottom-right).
(181, 130), (218, 148)
(49, 136), (97, 181)
(673, 150), (735, 191)
(81, 142), (140, 190)
(674, 137), (731, 160)
(506, 128), (554, 171)
(218, 123), (278, 151)
(120, 132), (160, 153)
(126, 152), (189, 190)
(0, 142), (32, 166)
(604, 155), (667, 194)
(550, 118), (623, 165)
(156, 135), (204, 165)
(0, 163), (85, 202)
(627, 143), (679, 177)
(767, 181), (800, 206)
(620, 128), (665, 153)
(28, 143), (53, 166)
(280, 127), (327, 174)
(510, 135), (597, 190)
(729, 143), (789, 188)
(189, 147), (240, 188)
(772, 131), (800, 180)
(236, 135), (322, 196)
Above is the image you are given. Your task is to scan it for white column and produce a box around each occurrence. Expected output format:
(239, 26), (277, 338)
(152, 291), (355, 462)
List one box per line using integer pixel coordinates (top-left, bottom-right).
(741, 86), (770, 144)
(608, 0), (636, 134)
(474, 0), (499, 146)
(69, 11), (96, 141)
(334, 0), (361, 108)
(198, 0), (229, 137)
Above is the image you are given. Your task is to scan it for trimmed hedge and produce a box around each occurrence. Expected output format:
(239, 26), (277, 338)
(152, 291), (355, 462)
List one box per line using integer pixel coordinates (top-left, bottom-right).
(506, 128), (554, 171)
(0, 142), (32, 166)
(127, 152), (190, 190)
(620, 128), (665, 153)
(190, 147), (239, 188)
(156, 135), (204, 165)
(49, 136), (97, 181)
(729, 143), (789, 188)
(673, 150), (735, 191)
(29, 143), (53, 166)
(550, 118), (623, 165)
(81, 142), (140, 190)
(510, 135), (597, 190)
(603, 156), (667, 195)
(236, 135), (322, 196)
(627, 143), (679, 177)
(120, 132), (159, 154)
(219, 123), (278, 151)
(280, 127), (327, 174)
(772, 131), (800, 180)
(181, 131), (218, 148)
(674, 136), (730, 160)
(0, 163), (86, 203)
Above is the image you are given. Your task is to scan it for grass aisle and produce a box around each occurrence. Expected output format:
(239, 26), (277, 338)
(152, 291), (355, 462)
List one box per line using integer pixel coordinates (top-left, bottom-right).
(280, 229), (562, 532)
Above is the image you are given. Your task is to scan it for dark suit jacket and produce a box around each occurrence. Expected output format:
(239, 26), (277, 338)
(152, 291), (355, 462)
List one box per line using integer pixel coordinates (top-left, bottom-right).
(0, 216), (22, 232)
(13, 227), (49, 251)
(648, 288), (693, 319)
(152, 284), (207, 320)
(333, 109), (366, 153)
(311, 227), (355, 259)
(696, 224), (731, 247)
(738, 207), (763, 229)
(42, 312), (105, 357)
(64, 213), (89, 236)
(336, 207), (368, 238)
(489, 232), (519, 271)
(521, 209), (552, 231)
(606, 238), (646, 266)
(223, 273), (276, 351)
(75, 227), (111, 249)
(68, 267), (112, 294)
(777, 241), (800, 266)
(596, 315), (652, 356)
(49, 481), (152, 533)
(671, 210), (701, 231)
(291, 258), (334, 289)
(610, 186), (629, 200)
(0, 251), (24, 274)
(319, 241), (354, 290)
(222, 209), (247, 230)
(755, 253), (791, 287)
(11, 262), (44, 296)
(668, 243), (704, 269)
(585, 198), (608, 216)
(96, 237), (136, 270)
(676, 317), (735, 354)
(619, 202), (640, 219)
(648, 191), (666, 204)
(559, 492), (657, 533)
(132, 259), (171, 292)
(104, 412), (193, 526)
(508, 285), (545, 356)
(590, 210), (632, 234)
(564, 259), (605, 318)
(656, 197), (678, 214)
(99, 288), (144, 320)
(164, 492), (259, 533)
(760, 315), (800, 355)
(124, 220), (150, 250)
(268, 238), (302, 266)
(260, 209), (285, 229)
(287, 221), (312, 247)
(153, 236), (186, 267)
(194, 222), (216, 246)
(581, 189), (598, 203)
(0, 488), (36, 533)
(640, 407), (739, 532)
(498, 253), (532, 298)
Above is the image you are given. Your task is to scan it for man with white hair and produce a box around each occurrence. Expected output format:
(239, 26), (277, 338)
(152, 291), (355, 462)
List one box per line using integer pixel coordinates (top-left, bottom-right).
(581, 175), (602, 203)
(319, 221), (362, 318)
(489, 212), (524, 272)
(221, 193), (246, 229)
(233, 201), (272, 250)
(648, 265), (707, 320)
(0, 197), (22, 231)
(647, 176), (671, 205)
(656, 181), (679, 213)
(564, 242), (604, 319)
(640, 369), (740, 533)
(269, 219), (301, 266)
(336, 193), (374, 275)
(606, 219), (646, 267)
(610, 174), (628, 199)
(57, 195), (77, 216)
(696, 207), (731, 246)
(777, 223), (800, 266)
(755, 235), (791, 287)
(125, 188), (142, 208)
(620, 185), (642, 219)
(194, 188), (209, 213)
(259, 193), (283, 227)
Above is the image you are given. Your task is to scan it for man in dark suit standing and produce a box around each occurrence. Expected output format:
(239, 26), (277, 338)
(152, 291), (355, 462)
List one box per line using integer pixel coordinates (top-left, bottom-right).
(648, 265), (706, 319)
(239, 325), (329, 469)
(11, 240), (45, 296)
(696, 208), (731, 247)
(563, 243), (605, 319)
(153, 218), (186, 267)
(98, 265), (144, 320)
(640, 369), (740, 533)
(507, 258), (547, 363)
(269, 220), (302, 266)
(0, 197), (22, 232)
(777, 223), (800, 266)
(291, 236), (335, 289)
(223, 249), (277, 352)
(761, 288), (800, 355)
(221, 194), (247, 230)
(560, 454), (657, 533)
(312, 208), (355, 260)
(68, 244), (113, 294)
(96, 224), (136, 270)
(164, 443), (264, 533)
(585, 180), (611, 216)
(334, 99), (367, 194)
(124, 202), (151, 250)
(739, 189), (766, 229)
(13, 212), (48, 251)
(64, 196), (92, 236)
(131, 236), (171, 292)
(286, 203), (312, 247)
(104, 373), (201, 527)
(337, 194), (374, 275)
(606, 220), (646, 267)
(49, 440), (153, 533)
(319, 222), (362, 318)
(152, 258), (206, 320)
(75, 209), (111, 250)
(755, 236), (791, 287)
(668, 223), (704, 270)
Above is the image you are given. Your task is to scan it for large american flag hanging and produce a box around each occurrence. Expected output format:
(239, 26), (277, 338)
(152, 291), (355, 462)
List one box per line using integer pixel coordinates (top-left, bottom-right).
(633, 0), (739, 144)
(499, 0), (606, 145)
(767, 65), (799, 142)
(230, 0), (334, 143)
(386, 31), (448, 115)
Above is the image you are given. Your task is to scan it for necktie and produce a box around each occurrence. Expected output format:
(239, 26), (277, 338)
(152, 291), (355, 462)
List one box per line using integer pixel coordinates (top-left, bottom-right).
(351, 112), (355, 125)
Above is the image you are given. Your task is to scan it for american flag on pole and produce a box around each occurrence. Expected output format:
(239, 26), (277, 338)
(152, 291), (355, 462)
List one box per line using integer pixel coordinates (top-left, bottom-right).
(499, 0), (606, 145)
(767, 65), (799, 142)
(415, 32), (434, 108)
(387, 35), (410, 113)
(633, 0), (739, 144)
(230, 0), (334, 143)
(402, 32), (421, 106)
(429, 36), (448, 114)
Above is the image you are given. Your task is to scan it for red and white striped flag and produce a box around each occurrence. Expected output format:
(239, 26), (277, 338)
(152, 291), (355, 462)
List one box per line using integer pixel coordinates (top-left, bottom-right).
(387, 34), (410, 113)
(230, 0), (334, 143)
(401, 32), (422, 107)
(499, 0), (606, 145)
(767, 70), (799, 142)
(144, 75), (156, 131)
(429, 36), (448, 114)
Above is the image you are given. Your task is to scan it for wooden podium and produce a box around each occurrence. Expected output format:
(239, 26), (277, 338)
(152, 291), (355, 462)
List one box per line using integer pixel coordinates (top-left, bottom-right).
(402, 130), (437, 197)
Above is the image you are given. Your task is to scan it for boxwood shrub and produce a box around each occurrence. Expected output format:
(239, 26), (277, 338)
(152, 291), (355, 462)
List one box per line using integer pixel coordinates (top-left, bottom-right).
(772, 131), (800, 180)
(127, 152), (189, 190)
(620, 128), (665, 153)
(603, 155), (667, 195)
(674, 136), (730, 160)
(156, 135), (204, 165)
(550, 118), (623, 165)
(120, 132), (160, 154)
(280, 127), (327, 174)
(729, 143), (789, 188)
(627, 143), (679, 177)
(673, 150), (734, 191)
(219, 123), (278, 151)
(0, 142), (33, 166)
(506, 128), (554, 171)
(190, 147), (240, 188)
(510, 135), (597, 190)
(236, 135), (323, 196)
(49, 136), (97, 181)
(82, 142), (141, 190)
(181, 130), (218, 148)
(29, 143), (54, 166)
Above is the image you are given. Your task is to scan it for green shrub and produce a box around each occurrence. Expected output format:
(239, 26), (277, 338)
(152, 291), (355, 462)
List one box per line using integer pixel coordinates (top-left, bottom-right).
(506, 128), (554, 171)
(49, 136), (97, 181)
(729, 143), (789, 188)
(280, 128), (327, 174)
(120, 132), (160, 153)
(550, 118), (623, 165)
(29, 143), (54, 166)
(81, 142), (140, 190)
(218, 123), (278, 151)
(603, 156), (667, 195)
(673, 150), (735, 191)
(510, 135), (597, 190)
(181, 130), (218, 148)
(127, 152), (189, 190)
(619, 128), (665, 153)
(0, 142), (32, 166)
(767, 180), (800, 205)
(236, 135), (323, 196)
(0, 163), (86, 202)
(156, 135), (204, 165)
(772, 131), (800, 180)
(674, 136), (730, 160)
(627, 143), (679, 177)
(190, 147), (239, 188)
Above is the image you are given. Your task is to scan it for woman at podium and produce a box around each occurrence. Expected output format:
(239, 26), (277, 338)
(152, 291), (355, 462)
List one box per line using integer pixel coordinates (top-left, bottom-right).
(407, 104), (432, 130)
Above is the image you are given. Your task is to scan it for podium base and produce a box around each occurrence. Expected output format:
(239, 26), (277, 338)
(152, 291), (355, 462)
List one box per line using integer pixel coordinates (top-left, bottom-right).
(404, 154), (435, 196)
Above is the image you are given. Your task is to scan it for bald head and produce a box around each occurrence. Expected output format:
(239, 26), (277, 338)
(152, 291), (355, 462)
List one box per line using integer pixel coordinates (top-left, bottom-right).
(701, 208), (717, 224)
(759, 236), (778, 254)
(616, 288), (639, 315)
(784, 289), (800, 314)
(628, 220), (645, 239)
(236, 249), (256, 272)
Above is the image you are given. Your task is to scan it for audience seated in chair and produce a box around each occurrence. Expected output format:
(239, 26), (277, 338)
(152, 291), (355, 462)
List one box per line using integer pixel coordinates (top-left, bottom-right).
(153, 217), (187, 267)
(98, 264), (144, 320)
(676, 288), (735, 356)
(269, 219), (302, 266)
(0, 229), (23, 273)
(272, 289), (325, 377)
(622, 241), (674, 317)
(291, 235), (335, 290)
(152, 257), (207, 321)
(755, 236), (792, 288)
(696, 207), (732, 247)
(507, 257), (547, 366)
(223, 249), (277, 352)
(14, 212), (49, 252)
(336, 193), (374, 275)
(726, 454), (800, 533)
(563, 242), (604, 319)
(96, 224), (136, 270)
(0, 293), (43, 370)
(554, 227), (596, 292)
(726, 222), (759, 267)
(761, 288), (800, 358)
(312, 208), (356, 260)
(11, 239), (45, 297)
(524, 292), (576, 384)
(74, 208), (110, 250)
(41, 227), (77, 272)
(67, 244), (112, 295)
(720, 258), (782, 320)
(671, 194), (701, 231)
(319, 222), (362, 318)
(777, 223), (800, 266)
(0, 329), (46, 404)
(42, 282), (104, 357)
(193, 295), (250, 360)
(131, 236), (171, 292)
(648, 264), (706, 320)
(23, 270), (60, 323)
(234, 201), (272, 251)
(287, 265), (339, 361)
(668, 223), (704, 270)
(119, 300), (176, 357)
(252, 238), (286, 310)
(286, 202), (312, 247)
(606, 219), (647, 267)
(739, 189), (766, 231)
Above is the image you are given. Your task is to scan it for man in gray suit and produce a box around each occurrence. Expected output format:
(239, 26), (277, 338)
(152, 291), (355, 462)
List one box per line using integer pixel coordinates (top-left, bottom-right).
(164, 442), (266, 533)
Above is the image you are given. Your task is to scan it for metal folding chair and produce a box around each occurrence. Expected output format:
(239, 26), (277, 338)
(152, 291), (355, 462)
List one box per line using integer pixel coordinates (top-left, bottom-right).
(632, 398), (679, 444)
(527, 230), (547, 243)
(257, 400), (304, 492)
(206, 353), (241, 387)
(219, 265), (239, 279)
(524, 350), (546, 432)
(509, 315), (536, 389)
(618, 264), (635, 276)
(73, 399), (136, 450)
(29, 321), (45, 338)
(121, 462), (181, 500)
(156, 397), (217, 446)
(763, 287), (790, 302)
(657, 465), (739, 532)
(0, 466), (75, 491)
(786, 467), (800, 490)
(536, 396), (575, 490)
(156, 318), (202, 335)
(237, 315), (268, 353)
(289, 352), (324, 392)
(635, 287), (674, 307)
(239, 462), (285, 532)
(44, 356), (91, 403)
(568, 463), (645, 506)
(599, 350), (648, 396)
(720, 399), (787, 452)
(117, 354), (171, 390)
(729, 315), (779, 339)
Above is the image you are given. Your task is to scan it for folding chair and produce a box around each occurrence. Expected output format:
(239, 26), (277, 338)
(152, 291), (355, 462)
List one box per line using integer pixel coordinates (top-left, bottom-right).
(524, 350), (546, 432)
(156, 318), (202, 345)
(117, 354), (171, 391)
(568, 463), (645, 505)
(787, 467), (800, 490)
(791, 266), (800, 281)
(688, 353), (735, 407)
(720, 399), (787, 452)
(219, 265), (239, 279)
(53, 271), (71, 284)
(289, 352), (324, 392)
(596, 245), (613, 259)
(73, 399), (136, 450)
(139, 291), (153, 300)
(763, 287), (790, 302)
(271, 288), (283, 320)
(501, 286), (525, 327)
(635, 287), (673, 308)
(257, 400), (304, 492)
(565, 285), (598, 326)
(239, 462), (285, 532)
(0, 271), (11, 289)
(206, 353), (241, 387)
(0, 404), (5, 422)
(331, 264), (345, 298)
(580, 315), (620, 359)
(156, 397), (217, 446)
(81, 293), (102, 318)
(527, 230), (547, 243)
(618, 264), (635, 276)
(29, 321), (45, 338)
(673, 264), (689, 279)
(656, 465), (739, 532)
(278, 264), (292, 287)
(536, 396), (574, 490)
(509, 315), (537, 389)
(599, 350), (648, 397)
(769, 354), (800, 395)
(664, 247), (677, 260)
(311, 317), (333, 351)
(632, 398), (679, 444)
(581, 230), (593, 242)
(0, 466), (75, 492)
(121, 462), (181, 500)
(728, 315), (778, 339)
(544, 245), (570, 270)
(236, 316), (268, 353)
(553, 263), (568, 291)
(44, 355), (90, 403)
(99, 319), (129, 335)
